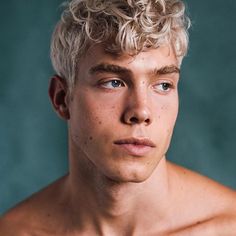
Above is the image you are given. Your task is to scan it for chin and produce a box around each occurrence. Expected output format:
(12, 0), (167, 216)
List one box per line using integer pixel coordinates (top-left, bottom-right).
(105, 165), (155, 184)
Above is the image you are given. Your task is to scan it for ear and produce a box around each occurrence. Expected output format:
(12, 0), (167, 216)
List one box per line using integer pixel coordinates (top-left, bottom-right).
(48, 75), (70, 120)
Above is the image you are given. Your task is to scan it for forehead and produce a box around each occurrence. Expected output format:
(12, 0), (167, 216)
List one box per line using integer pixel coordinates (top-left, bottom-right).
(78, 44), (179, 75)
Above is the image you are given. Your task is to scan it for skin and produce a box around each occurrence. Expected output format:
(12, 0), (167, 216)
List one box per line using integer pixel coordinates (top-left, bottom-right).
(0, 44), (236, 236)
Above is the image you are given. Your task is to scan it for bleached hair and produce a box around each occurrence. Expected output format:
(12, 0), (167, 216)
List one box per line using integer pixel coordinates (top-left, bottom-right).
(51, 0), (190, 89)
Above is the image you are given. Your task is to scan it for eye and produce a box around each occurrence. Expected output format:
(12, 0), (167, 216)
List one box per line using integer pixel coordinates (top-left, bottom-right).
(101, 80), (125, 89)
(153, 82), (172, 93)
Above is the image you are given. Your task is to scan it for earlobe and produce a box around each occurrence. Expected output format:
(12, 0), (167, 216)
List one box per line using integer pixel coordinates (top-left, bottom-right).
(48, 75), (70, 120)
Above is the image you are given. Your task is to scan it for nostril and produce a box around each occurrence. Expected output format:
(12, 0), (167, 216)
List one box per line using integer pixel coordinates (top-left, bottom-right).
(123, 109), (152, 125)
(129, 117), (150, 124)
(130, 117), (139, 123)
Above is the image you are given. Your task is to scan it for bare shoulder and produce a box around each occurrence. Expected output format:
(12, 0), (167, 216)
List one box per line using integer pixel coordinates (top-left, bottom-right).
(167, 161), (236, 235)
(0, 176), (68, 236)
(169, 215), (236, 236)
(168, 161), (236, 204)
(0, 214), (30, 236)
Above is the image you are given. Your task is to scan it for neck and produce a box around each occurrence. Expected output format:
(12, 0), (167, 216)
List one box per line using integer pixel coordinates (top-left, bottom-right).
(65, 142), (171, 235)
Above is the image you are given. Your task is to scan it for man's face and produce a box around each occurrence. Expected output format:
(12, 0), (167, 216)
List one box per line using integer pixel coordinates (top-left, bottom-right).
(68, 44), (179, 183)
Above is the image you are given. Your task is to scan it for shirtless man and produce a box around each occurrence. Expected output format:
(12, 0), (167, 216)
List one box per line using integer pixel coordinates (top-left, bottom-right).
(1, 0), (236, 235)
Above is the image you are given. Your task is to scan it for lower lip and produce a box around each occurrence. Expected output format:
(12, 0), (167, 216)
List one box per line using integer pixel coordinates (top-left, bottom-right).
(115, 144), (153, 157)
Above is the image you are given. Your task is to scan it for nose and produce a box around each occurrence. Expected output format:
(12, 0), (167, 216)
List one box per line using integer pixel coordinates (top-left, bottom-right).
(122, 90), (153, 126)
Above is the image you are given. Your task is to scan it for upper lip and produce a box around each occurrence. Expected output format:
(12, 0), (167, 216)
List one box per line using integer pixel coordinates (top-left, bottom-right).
(113, 137), (156, 147)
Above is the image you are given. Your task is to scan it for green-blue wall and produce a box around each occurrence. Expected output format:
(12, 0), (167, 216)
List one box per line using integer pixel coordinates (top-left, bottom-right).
(1, 0), (236, 214)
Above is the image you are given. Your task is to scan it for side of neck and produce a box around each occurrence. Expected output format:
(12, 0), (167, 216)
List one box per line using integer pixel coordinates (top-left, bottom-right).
(66, 154), (170, 234)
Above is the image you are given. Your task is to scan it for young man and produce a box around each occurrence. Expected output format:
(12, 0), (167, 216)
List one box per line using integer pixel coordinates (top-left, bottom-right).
(1, 0), (236, 235)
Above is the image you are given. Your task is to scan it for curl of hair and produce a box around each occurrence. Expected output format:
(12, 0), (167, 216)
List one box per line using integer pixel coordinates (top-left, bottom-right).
(51, 0), (190, 89)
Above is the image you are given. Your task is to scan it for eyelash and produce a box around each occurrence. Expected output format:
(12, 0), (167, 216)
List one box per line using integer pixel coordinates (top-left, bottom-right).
(153, 82), (173, 93)
(100, 79), (125, 89)
(98, 79), (174, 94)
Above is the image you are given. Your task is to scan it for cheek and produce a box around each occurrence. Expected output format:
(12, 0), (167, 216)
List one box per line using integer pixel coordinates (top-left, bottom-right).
(156, 95), (179, 126)
(166, 102), (178, 126)
(155, 100), (178, 154)
(70, 91), (120, 142)
(165, 101), (179, 139)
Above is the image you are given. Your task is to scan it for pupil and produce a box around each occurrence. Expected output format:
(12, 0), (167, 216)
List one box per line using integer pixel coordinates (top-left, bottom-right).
(112, 80), (120, 87)
(162, 83), (169, 90)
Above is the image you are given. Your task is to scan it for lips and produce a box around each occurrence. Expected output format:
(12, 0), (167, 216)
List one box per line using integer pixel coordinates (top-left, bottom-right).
(113, 137), (156, 157)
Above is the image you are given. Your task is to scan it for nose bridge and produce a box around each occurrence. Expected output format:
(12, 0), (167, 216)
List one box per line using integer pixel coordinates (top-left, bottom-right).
(123, 82), (152, 125)
(131, 84), (149, 108)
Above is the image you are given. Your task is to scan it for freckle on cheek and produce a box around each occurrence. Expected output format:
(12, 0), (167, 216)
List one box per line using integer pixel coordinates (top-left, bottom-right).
(89, 136), (93, 140)
(166, 129), (171, 134)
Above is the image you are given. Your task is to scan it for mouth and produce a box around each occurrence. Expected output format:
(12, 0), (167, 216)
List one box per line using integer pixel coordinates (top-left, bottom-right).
(113, 137), (156, 157)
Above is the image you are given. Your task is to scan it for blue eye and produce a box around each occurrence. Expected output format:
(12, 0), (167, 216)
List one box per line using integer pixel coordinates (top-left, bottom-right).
(160, 83), (171, 91)
(102, 80), (125, 89)
(153, 82), (172, 93)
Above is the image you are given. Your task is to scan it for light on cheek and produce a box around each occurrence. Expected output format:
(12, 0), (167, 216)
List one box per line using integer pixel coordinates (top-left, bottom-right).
(166, 128), (171, 135)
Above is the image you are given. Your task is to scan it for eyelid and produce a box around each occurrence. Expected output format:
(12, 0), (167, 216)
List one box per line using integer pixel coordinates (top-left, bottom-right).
(154, 80), (174, 86)
(98, 78), (126, 89)
(152, 81), (174, 93)
(98, 77), (125, 84)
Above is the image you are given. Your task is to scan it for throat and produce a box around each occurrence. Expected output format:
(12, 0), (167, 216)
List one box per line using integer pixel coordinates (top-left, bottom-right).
(68, 157), (170, 218)
(95, 176), (145, 216)
(64, 157), (171, 235)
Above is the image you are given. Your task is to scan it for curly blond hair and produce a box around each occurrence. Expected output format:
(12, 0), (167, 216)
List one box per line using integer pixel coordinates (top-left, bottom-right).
(51, 0), (190, 89)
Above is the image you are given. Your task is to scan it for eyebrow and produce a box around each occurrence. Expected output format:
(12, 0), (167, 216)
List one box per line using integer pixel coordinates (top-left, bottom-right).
(89, 63), (180, 76)
(89, 63), (130, 75)
(153, 65), (180, 75)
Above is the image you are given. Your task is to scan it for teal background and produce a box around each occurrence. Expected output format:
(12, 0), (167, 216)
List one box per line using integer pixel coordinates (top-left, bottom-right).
(0, 1), (236, 214)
